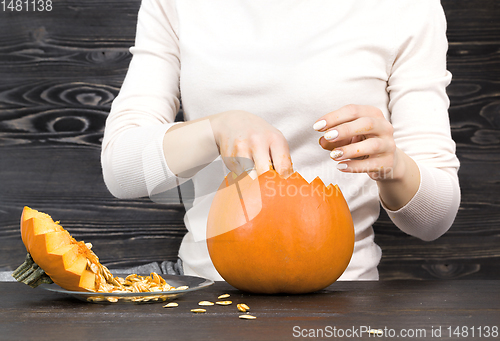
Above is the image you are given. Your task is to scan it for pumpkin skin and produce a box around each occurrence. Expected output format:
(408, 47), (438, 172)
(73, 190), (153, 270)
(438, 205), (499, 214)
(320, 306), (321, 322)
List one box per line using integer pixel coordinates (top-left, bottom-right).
(207, 170), (355, 294)
(20, 207), (98, 292)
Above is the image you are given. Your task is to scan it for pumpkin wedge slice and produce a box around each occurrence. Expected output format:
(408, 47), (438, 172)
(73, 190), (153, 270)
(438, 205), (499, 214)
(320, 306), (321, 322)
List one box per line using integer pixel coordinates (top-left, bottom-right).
(14, 207), (104, 292)
(14, 207), (175, 297)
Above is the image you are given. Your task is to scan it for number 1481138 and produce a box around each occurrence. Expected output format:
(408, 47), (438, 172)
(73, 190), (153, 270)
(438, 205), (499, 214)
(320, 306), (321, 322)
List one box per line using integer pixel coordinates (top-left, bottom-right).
(2, 0), (52, 11)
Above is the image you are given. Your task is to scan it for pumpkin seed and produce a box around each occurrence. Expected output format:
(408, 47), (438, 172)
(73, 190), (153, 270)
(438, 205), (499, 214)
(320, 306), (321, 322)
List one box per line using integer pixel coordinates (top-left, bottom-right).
(112, 277), (123, 288)
(87, 296), (105, 302)
(237, 303), (250, 312)
(369, 329), (383, 336)
(218, 294), (230, 299)
(90, 263), (99, 275)
(191, 309), (206, 313)
(239, 314), (256, 320)
(198, 301), (215, 306)
(216, 300), (232, 305)
(163, 302), (179, 308)
(88, 268), (179, 298)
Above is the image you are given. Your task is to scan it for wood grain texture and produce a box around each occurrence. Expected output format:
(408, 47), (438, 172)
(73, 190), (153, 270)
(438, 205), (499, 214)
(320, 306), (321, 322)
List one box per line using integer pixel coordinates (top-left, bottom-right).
(1, 0), (499, 280)
(1, 280), (499, 341)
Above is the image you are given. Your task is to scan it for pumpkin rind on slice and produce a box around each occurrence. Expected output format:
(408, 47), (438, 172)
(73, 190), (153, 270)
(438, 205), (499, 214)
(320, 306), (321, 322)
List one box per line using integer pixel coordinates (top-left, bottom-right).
(14, 207), (175, 298)
(16, 207), (102, 292)
(21, 207), (61, 252)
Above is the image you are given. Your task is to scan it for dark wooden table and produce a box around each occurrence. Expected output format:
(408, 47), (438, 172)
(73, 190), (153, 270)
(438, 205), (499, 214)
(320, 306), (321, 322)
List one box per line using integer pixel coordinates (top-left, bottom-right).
(1, 280), (498, 341)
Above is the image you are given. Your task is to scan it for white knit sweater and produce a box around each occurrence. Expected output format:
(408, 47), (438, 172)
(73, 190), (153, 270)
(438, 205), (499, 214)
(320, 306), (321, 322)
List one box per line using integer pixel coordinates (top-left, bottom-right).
(101, 0), (461, 280)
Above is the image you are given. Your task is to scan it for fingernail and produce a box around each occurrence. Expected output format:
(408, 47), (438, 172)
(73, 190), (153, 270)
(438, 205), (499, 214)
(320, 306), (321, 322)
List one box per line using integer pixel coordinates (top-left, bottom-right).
(336, 163), (348, 170)
(324, 130), (339, 140)
(247, 169), (257, 180)
(313, 120), (327, 131)
(330, 150), (344, 159)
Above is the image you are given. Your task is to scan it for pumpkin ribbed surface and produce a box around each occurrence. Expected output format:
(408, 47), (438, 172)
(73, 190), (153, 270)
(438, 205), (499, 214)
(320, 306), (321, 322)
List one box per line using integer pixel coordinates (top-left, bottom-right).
(207, 170), (355, 294)
(20, 207), (99, 292)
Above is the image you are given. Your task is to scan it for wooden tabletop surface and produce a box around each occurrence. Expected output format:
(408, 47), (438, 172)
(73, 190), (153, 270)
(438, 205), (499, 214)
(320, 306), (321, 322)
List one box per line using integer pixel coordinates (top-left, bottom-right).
(1, 280), (498, 341)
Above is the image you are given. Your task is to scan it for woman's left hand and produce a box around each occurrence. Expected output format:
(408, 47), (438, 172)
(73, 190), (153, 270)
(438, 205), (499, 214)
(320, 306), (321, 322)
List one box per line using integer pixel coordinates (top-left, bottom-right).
(314, 104), (402, 182)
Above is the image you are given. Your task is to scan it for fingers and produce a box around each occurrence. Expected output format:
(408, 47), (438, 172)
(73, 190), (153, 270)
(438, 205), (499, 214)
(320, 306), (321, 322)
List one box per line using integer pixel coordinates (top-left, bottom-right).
(335, 156), (396, 180)
(313, 104), (386, 133)
(329, 133), (396, 175)
(314, 104), (397, 178)
(319, 136), (353, 151)
(315, 105), (392, 149)
(269, 138), (293, 178)
(222, 154), (254, 177)
(220, 130), (292, 178)
(220, 137), (257, 176)
(330, 137), (395, 162)
(224, 142), (292, 178)
(252, 147), (273, 175)
(243, 134), (293, 178)
(336, 158), (391, 176)
(319, 115), (391, 148)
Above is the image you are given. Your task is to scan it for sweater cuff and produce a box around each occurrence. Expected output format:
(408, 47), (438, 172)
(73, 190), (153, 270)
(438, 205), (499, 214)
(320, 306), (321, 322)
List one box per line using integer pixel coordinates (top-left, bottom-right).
(110, 122), (182, 198)
(141, 123), (182, 196)
(381, 163), (460, 241)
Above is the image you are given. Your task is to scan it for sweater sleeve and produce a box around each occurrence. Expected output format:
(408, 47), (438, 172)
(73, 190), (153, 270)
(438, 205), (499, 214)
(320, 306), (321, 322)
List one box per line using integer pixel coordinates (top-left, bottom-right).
(101, 0), (181, 199)
(383, 0), (461, 241)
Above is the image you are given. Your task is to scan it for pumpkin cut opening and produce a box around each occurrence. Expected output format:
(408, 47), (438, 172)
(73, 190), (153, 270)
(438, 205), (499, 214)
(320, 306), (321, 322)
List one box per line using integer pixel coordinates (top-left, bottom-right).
(207, 170), (355, 294)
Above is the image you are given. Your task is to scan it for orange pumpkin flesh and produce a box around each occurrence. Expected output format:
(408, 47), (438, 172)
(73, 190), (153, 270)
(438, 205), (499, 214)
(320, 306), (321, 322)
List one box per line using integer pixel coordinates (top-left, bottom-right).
(207, 170), (354, 294)
(17, 207), (100, 292)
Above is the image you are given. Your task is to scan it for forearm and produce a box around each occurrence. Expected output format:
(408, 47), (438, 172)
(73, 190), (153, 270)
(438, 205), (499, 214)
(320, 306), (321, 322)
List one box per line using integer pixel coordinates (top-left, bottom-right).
(162, 116), (220, 178)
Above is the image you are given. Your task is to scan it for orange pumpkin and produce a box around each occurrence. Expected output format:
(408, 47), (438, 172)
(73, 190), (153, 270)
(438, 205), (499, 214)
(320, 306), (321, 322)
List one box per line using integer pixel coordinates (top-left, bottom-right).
(207, 170), (355, 294)
(18, 207), (99, 291)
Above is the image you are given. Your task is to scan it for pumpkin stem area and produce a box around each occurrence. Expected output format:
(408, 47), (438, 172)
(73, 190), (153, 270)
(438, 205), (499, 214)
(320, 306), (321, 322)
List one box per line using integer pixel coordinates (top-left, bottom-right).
(12, 253), (54, 288)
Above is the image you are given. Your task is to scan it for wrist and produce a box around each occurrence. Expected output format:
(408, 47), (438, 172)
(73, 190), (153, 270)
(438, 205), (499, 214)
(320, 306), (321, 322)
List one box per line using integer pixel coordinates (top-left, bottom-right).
(377, 148), (408, 183)
(376, 149), (420, 210)
(163, 118), (220, 178)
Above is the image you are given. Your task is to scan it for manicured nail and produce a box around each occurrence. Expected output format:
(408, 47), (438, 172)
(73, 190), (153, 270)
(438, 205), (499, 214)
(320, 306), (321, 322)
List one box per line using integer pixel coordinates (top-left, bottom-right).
(313, 120), (327, 131)
(324, 130), (339, 140)
(330, 150), (344, 159)
(247, 169), (257, 180)
(336, 163), (348, 170)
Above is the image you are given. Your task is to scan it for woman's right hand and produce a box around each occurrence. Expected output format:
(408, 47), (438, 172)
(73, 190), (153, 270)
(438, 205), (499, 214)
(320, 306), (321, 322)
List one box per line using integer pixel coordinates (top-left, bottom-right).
(210, 110), (293, 178)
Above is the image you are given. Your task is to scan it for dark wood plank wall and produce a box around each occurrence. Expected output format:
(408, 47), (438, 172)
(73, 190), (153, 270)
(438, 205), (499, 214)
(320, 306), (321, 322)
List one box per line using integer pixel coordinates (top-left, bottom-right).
(1, 1), (499, 279)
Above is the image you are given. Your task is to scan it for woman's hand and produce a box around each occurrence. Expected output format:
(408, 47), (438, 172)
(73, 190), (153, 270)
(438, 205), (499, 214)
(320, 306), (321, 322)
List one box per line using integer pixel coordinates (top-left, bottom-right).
(314, 104), (420, 210)
(315, 104), (401, 181)
(211, 110), (293, 177)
